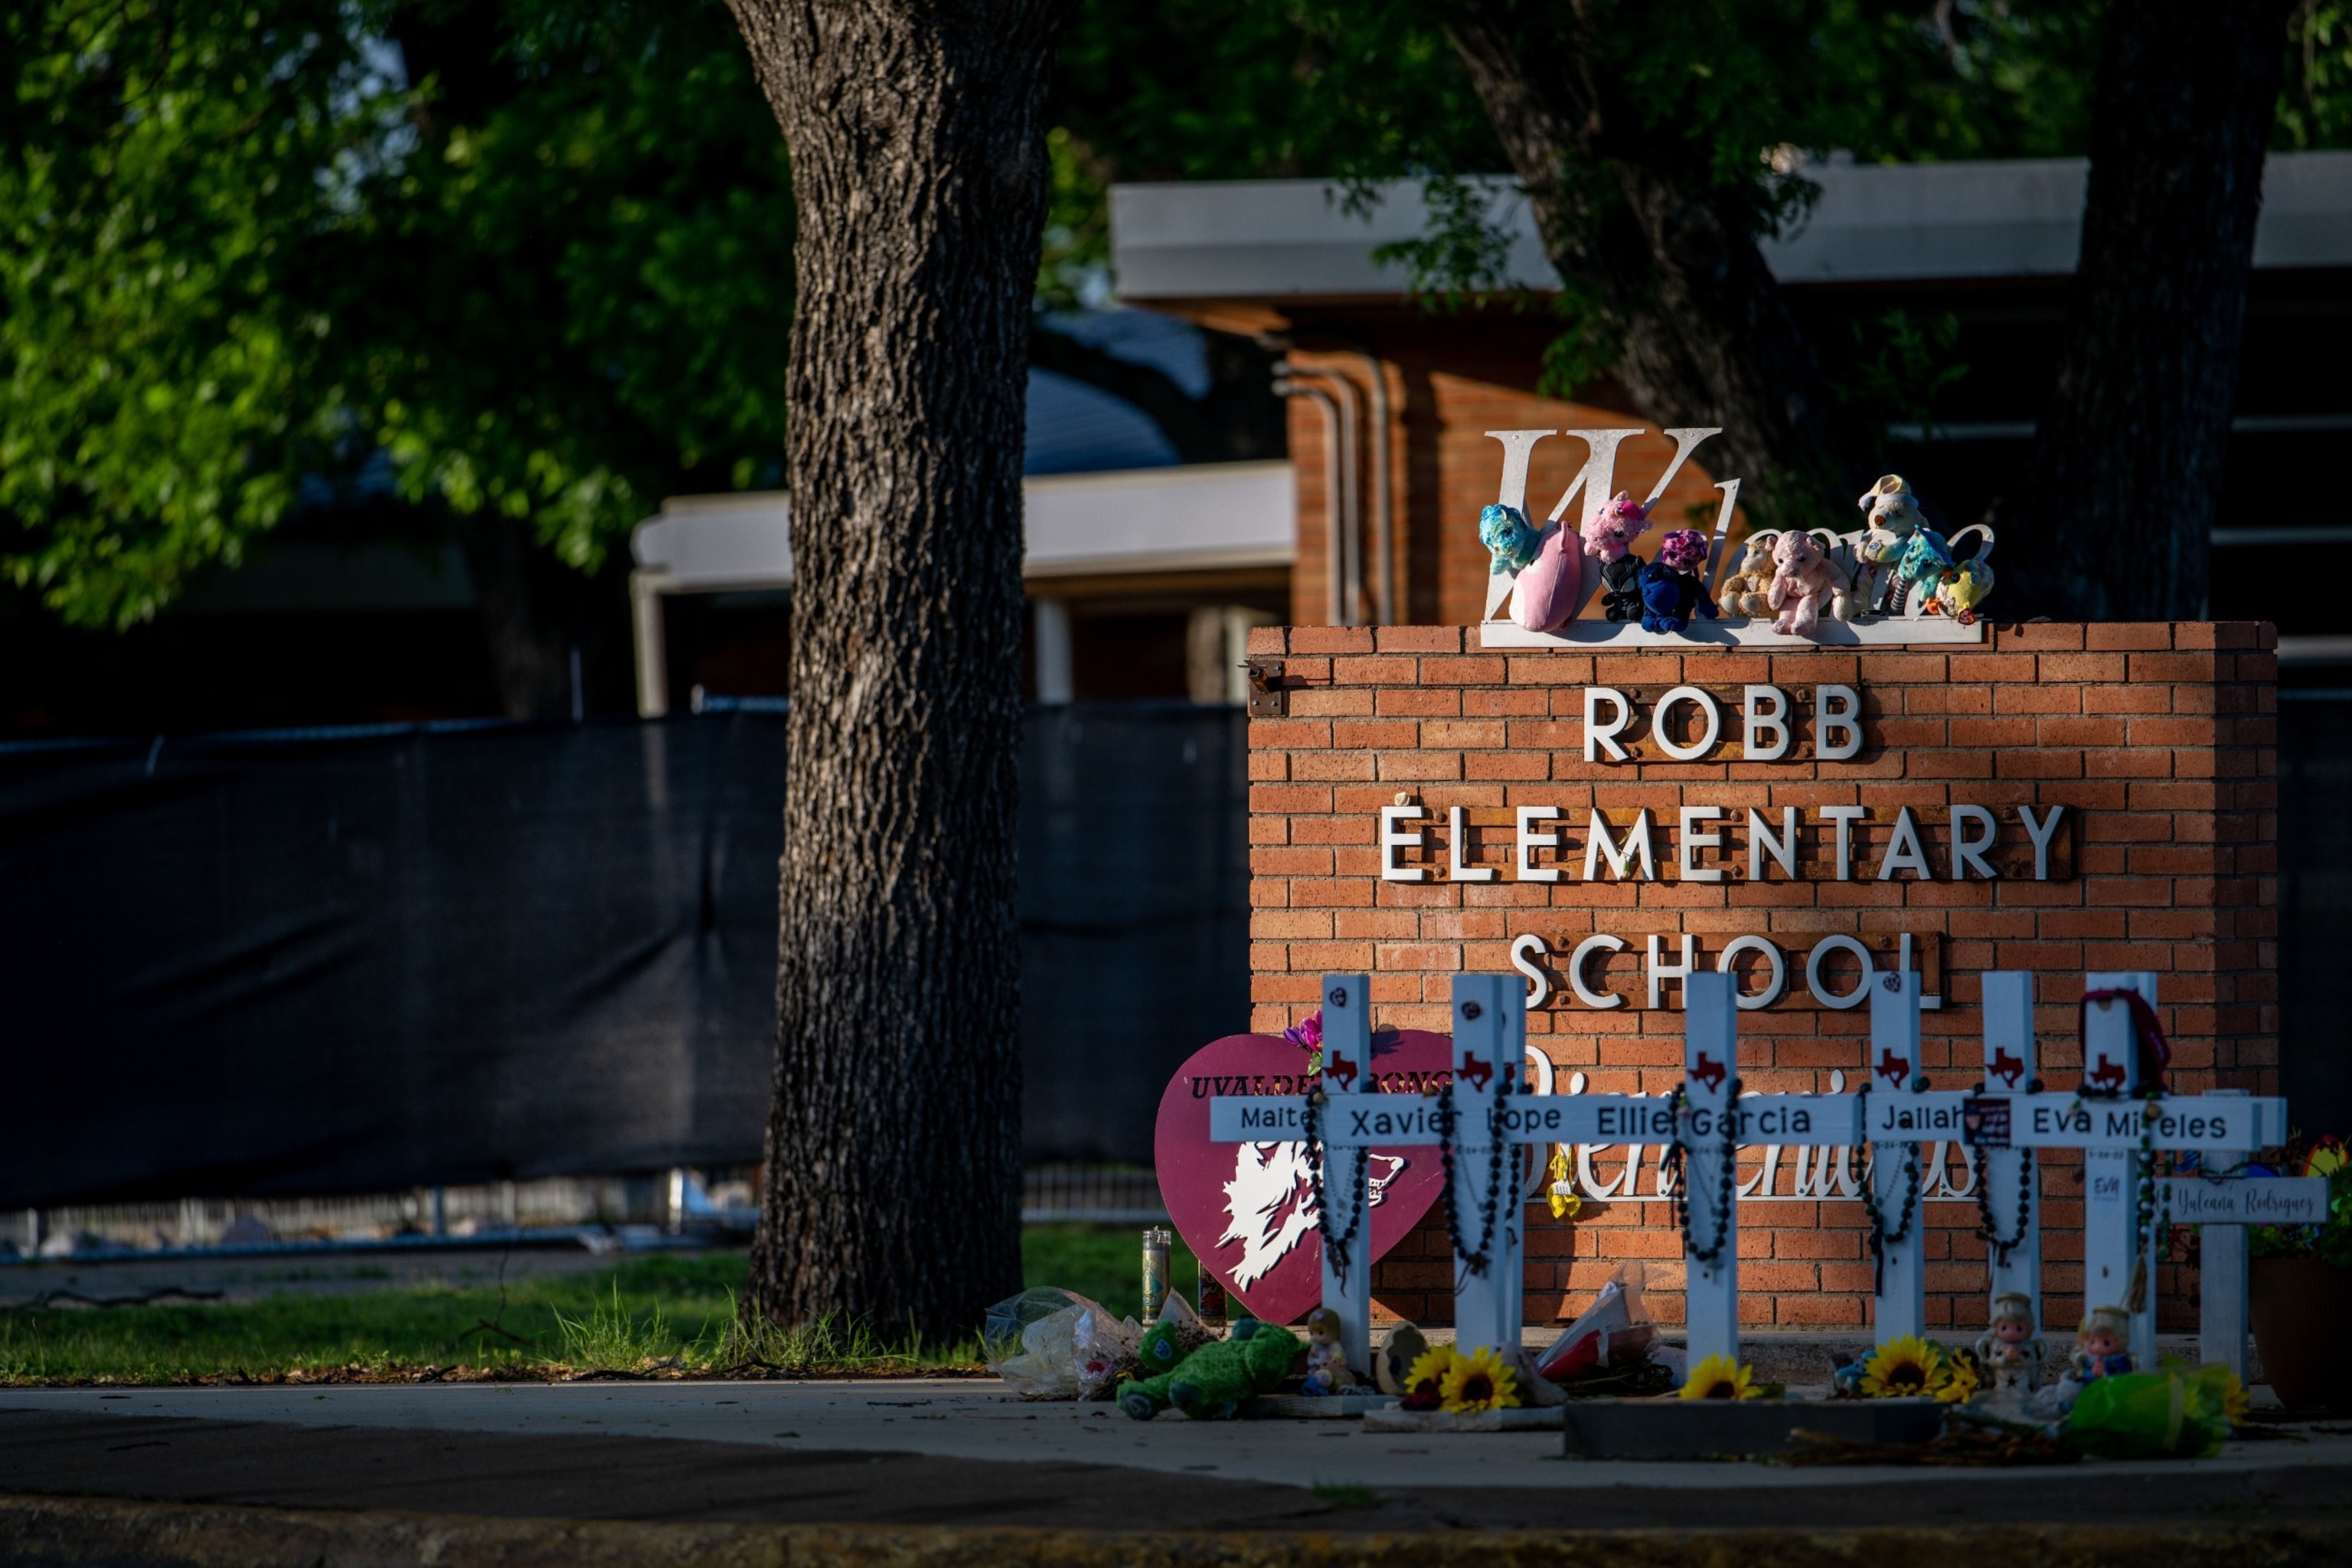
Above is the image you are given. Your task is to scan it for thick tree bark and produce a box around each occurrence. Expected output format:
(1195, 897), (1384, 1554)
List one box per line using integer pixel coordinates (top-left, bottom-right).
(2020, 0), (2292, 619)
(1437, 5), (1868, 515)
(727, 0), (1064, 1339)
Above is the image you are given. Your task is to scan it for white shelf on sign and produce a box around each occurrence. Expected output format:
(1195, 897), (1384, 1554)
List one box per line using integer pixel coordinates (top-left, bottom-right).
(1475, 616), (1987, 650)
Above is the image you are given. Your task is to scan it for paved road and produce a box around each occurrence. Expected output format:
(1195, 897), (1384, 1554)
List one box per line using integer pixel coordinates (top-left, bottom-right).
(4, 1382), (2349, 1532)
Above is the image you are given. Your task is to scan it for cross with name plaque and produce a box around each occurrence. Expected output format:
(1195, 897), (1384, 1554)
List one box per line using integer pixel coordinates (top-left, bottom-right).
(1863, 971), (2288, 1364)
(1212, 969), (1863, 1375)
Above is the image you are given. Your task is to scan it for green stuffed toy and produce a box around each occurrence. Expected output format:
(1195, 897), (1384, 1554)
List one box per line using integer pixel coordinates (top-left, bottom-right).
(1119, 1318), (1301, 1420)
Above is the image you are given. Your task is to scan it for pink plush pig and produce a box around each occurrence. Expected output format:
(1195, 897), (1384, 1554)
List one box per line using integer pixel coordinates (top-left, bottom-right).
(1509, 518), (1584, 632)
(1766, 529), (1844, 638)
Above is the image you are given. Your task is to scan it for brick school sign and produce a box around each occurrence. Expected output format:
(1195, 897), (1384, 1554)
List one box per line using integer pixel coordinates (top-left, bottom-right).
(1243, 620), (2278, 1334)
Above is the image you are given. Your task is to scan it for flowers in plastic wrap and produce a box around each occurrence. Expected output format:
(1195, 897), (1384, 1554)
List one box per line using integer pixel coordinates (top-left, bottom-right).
(1437, 1344), (1521, 1413)
(2063, 1364), (2246, 1459)
(983, 1288), (1140, 1400)
(1679, 1354), (1761, 1400)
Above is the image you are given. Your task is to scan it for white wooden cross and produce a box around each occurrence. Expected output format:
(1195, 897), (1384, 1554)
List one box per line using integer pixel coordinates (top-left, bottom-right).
(1978, 972), (2040, 1318)
(1215, 969), (1867, 1373)
(1867, 971), (2288, 1365)
(1422, 971), (1861, 1370)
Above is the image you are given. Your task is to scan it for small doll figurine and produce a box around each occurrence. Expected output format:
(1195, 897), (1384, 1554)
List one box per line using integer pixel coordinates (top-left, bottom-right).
(1300, 1305), (1356, 1396)
(1973, 1292), (2043, 1397)
(1580, 491), (1654, 623)
(1635, 528), (1719, 635)
(2069, 1304), (2134, 1383)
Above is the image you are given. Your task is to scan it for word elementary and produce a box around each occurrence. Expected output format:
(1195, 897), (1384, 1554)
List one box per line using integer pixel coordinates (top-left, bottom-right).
(1377, 681), (2070, 885)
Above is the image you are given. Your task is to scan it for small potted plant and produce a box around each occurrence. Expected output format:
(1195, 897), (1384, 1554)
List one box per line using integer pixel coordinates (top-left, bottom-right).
(2249, 1135), (2350, 1408)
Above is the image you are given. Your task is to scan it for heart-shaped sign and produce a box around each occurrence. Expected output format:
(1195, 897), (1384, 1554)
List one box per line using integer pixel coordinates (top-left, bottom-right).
(1154, 1030), (1452, 1327)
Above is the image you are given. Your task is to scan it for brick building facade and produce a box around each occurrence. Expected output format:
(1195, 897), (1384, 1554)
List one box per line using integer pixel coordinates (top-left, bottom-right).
(1243, 619), (2277, 1332)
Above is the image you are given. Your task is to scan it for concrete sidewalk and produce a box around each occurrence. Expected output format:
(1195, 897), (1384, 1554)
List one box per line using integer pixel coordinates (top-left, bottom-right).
(5, 1380), (2350, 1534)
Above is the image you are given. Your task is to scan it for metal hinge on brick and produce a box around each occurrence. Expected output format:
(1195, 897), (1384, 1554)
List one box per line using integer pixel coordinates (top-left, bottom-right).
(1243, 657), (1289, 718)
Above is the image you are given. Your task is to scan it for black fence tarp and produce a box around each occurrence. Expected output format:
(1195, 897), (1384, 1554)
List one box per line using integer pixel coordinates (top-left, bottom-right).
(0, 707), (1248, 1208)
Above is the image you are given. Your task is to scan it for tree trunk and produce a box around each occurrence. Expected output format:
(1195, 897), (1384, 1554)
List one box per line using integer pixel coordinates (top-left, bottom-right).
(727, 0), (1064, 1339)
(1438, 5), (1868, 518)
(457, 514), (577, 722)
(2020, 0), (2292, 619)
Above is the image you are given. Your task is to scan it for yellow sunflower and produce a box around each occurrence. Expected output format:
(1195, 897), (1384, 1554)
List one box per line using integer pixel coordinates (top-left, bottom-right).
(1860, 1335), (1945, 1398)
(1400, 1342), (1455, 1409)
(1936, 1348), (1981, 1405)
(1679, 1353), (1761, 1400)
(1439, 1345), (1521, 1413)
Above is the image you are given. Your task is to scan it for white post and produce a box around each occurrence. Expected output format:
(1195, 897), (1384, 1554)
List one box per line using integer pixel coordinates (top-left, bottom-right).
(2197, 1089), (2251, 1381)
(629, 570), (670, 719)
(1448, 972), (1522, 1360)
(2082, 971), (2159, 1367)
(1869, 969), (1926, 1346)
(1681, 972), (1741, 1369)
(1979, 972), (2041, 1320)
(1316, 974), (1374, 1382)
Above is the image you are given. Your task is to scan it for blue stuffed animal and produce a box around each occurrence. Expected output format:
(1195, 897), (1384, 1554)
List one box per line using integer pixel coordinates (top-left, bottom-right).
(1636, 528), (1720, 635)
(1478, 504), (1540, 577)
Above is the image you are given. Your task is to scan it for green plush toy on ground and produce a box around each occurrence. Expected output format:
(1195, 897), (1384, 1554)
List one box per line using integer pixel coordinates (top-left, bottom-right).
(1119, 1318), (1301, 1419)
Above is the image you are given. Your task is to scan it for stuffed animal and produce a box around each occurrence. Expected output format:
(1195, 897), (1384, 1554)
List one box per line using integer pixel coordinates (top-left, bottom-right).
(1886, 527), (1956, 617)
(1636, 528), (1719, 635)
(1581, 491), (1653, 624)
(1509, 521), (1583, 633)
(1720, 535), (1775, 618)
(1767, 528), (1844, 638)
(1479, 503), (1540, 577)
(1854, 475), (1961, 616)
(1118, 1318), (1301, 1420)
(1926, 555), (1994, 624)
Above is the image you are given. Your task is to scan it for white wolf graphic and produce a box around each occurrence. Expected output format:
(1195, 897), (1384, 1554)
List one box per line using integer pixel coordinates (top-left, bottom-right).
(1216, 1142), (1315, 1288)
(1215, 1144), (1412, 1289)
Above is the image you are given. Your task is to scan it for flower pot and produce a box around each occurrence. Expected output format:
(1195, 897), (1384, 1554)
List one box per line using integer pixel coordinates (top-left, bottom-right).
(2251, 1255), (2352, 1408)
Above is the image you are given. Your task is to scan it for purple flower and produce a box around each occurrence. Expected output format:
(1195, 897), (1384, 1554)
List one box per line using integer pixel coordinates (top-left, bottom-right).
(1283, 1011), (1323, 1051)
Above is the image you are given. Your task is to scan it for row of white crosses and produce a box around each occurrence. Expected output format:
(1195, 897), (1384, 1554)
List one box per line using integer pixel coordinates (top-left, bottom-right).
(1211, 969), (2293, 1383)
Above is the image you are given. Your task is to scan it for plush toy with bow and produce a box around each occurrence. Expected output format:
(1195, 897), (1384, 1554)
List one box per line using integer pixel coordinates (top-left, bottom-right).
(1581, 492), (1654, 624)
(1636, 528), (1719, 635)
(1767, 529), (1844, 638)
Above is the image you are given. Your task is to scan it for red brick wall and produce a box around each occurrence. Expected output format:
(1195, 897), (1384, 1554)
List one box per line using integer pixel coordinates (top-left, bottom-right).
(1244, 619), (2279, 1336)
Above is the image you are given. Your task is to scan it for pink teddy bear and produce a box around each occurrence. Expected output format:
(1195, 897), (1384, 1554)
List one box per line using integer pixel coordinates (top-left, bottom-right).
(1767, 529), (1844, 638)
(1580, 492), (1654, 623)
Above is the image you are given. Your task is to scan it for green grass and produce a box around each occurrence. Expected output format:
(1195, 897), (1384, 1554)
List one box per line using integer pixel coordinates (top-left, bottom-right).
(1018, 1223), (1200, 1321)
(0, 1224), (1203, 1386)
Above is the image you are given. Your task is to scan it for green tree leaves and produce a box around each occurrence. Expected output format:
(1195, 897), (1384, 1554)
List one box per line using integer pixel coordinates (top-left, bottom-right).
(0, 2), (392, 627)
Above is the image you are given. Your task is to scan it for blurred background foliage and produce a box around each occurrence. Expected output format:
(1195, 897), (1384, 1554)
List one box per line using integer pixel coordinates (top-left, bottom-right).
(1, 0), (2346, 635)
